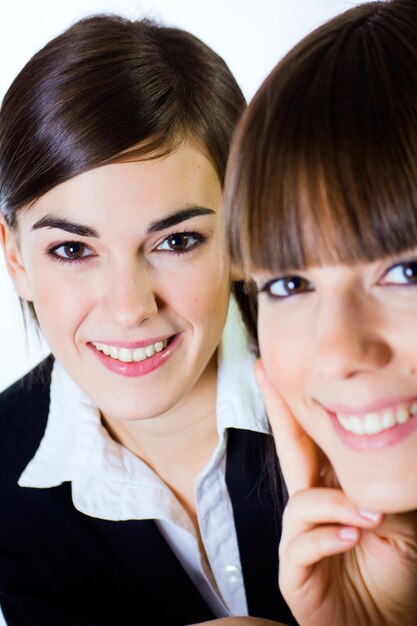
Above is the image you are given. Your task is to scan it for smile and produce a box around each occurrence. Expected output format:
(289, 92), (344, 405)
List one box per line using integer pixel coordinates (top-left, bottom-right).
(336, 400), (417, 436)
(92, 340), (168, 363)
(89, 334), (179, 378)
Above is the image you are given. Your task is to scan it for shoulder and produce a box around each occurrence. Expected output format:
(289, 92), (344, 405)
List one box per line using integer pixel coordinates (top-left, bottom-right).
(0, 355), (53, 422)
(0, 356), (54, 479)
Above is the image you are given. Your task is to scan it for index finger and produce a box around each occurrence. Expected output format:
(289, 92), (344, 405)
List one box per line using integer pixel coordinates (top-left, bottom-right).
(254, 359), (320, 496)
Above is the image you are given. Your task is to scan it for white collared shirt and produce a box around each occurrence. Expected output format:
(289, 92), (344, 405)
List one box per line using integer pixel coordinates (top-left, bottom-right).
(19, 299), (269, 618)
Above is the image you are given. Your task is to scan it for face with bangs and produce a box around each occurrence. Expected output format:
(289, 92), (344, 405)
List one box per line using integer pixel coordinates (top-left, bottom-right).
(252, 217), (417, 512)
(221, 0), (417, 515)
(1, 140), (230, 424)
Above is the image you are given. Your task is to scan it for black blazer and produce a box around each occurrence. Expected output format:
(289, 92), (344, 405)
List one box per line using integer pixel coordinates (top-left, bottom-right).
(0, 358), (296, 626)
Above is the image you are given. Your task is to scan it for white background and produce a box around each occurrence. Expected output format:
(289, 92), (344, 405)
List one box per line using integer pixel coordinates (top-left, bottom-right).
(0, 0), (367, 393)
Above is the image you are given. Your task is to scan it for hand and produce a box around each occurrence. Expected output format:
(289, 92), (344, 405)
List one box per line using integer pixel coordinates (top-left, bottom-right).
(255, 360), (417, 626)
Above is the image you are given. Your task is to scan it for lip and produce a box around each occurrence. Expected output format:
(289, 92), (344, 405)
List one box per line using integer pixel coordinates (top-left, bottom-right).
(88, 333), (180, 377)
(320, 394), (417, 416)
(90, 335), (172, 349)
(326, 408), (417, 450)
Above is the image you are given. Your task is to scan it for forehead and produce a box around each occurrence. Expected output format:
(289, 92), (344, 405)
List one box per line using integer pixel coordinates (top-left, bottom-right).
(20, 142), (222, 231)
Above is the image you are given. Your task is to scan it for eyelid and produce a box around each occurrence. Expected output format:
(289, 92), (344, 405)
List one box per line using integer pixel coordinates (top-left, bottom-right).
(258, 274), (314, 299)
(258, 275), (308, 292)
(49, 241), (94, 253)
(46, 240), (96, 263)
(154, 229), (206, 252)
(379, 257), (417, 285)
(257, 278), (279, 293)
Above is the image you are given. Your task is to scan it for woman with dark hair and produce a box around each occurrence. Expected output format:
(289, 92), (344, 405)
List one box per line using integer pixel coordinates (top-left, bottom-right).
(0, 15), (294, 626)
(225, 0), (417, 624)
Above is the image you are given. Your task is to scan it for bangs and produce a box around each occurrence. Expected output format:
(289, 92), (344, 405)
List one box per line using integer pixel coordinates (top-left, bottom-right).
(225, 0), (417, 276)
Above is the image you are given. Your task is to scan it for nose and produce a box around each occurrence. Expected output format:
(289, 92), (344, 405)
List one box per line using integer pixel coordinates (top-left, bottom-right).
(314, 295), (392, 380)
(101, 259), (158, 328)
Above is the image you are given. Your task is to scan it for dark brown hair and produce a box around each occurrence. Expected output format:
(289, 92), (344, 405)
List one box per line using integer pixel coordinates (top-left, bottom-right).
(0, 14), (245, 323)
(225, 0), (417, 285)
(0, 14), (245, 229)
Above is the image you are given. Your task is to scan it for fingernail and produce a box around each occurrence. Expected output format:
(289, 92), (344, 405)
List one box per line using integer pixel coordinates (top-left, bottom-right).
(358, 509), (382, 522)
(339, 527), (358, 540)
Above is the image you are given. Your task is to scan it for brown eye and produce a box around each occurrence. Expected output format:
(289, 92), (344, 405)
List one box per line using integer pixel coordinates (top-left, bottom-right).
(261, 275), (314, 298)
(405, 264), (417, 281)
(167, 234), (193, 250)
(62, 242), (86, 259)
(382, 260), (417, 285)
(157, 232), (204, 253)
(48, 241), (94, 263)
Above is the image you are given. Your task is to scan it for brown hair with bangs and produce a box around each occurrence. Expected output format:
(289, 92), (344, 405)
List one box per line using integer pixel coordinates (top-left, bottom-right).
(225, 0), (417, 286)
(0, 14), (245, 321)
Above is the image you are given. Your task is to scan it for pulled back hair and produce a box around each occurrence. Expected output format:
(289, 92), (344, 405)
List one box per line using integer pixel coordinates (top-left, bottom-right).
(0, 14), (245, 228)
(0, 14), (246, 325)
(225, 0), (417, 293)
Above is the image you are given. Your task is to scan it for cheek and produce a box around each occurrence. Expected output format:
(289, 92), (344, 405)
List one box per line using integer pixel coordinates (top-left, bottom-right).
(31, 271), (89, 346)
(258, 303), (318, 442)
(173, 254), (230, 321)
(258, 304), (306, 396)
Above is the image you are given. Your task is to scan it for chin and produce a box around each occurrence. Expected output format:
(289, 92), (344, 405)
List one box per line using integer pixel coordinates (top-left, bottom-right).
(100, 399), (168, 422)
(340, 474), (417, 514)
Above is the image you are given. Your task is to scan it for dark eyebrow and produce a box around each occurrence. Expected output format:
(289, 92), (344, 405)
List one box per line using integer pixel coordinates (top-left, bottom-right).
(32, 206), (215, 238)
(146, 207), (215, 234)
(32, 216), (99, 238)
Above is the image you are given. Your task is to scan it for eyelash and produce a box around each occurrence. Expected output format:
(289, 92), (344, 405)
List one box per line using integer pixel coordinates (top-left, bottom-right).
(155, 229), (207, 255)
(258, 258), (417, 300)
(45, 241), (94, 265)
(45, 229), (207, 265)
(258, 275), (313, 300)
(379, 258), (417, 286)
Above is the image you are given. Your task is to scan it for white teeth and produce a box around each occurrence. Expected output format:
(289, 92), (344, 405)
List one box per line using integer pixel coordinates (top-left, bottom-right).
(350, 416), (364, 435)
(397, 407), (409, 424)
(118, 348), (133, 363)
(133, 347), (147, 362)
(339, 416), (352, 432)
(363, 413), (380, 435)
(336, 401), (417, 436)
(382, 409), (396, 430)
(92, 339), (168, 363)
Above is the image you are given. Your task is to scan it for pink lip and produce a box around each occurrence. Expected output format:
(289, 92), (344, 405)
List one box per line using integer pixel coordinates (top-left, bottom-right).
(327, 409), (417, 451)
(91, 335), (171, 349)
(319, 394), (417, 416)
(88, 334), (180, 377)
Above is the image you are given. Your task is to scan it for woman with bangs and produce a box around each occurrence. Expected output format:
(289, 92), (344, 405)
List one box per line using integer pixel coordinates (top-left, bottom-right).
(225, 0), (417, 624)
(0, 14), (297, 626)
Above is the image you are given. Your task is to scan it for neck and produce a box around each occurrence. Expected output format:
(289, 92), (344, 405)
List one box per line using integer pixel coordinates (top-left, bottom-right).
(102, 352), (219, 472)
(102, 352), (220, 536)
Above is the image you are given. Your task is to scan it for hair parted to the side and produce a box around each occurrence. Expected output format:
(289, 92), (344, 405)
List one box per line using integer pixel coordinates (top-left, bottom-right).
(0, 14), (245, 229)
(225, 0), (417, 284)
(0, 14), (245, 324)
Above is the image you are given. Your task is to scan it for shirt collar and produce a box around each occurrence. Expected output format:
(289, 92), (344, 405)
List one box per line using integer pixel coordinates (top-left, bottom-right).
(18, 298), (269, 520)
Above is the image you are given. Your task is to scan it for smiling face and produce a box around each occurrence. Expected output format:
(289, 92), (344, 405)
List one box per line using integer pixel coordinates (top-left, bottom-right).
(1, 141), (230, 423)
(254, 253), (417, 513)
